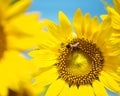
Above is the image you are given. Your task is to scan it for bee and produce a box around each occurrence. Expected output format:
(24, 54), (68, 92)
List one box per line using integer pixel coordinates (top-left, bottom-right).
(66, 42), (79, 49)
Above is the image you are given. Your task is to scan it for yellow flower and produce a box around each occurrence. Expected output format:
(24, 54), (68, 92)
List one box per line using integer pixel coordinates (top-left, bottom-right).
(8, 82), (45, 96)
(8, 84), (35, 96)
(101, 0), (120, 38)
(0, 51), (37, 96)
(29, 8), (120, 96)
(0, 0), (42, 95)
(0, 0), (42, 51)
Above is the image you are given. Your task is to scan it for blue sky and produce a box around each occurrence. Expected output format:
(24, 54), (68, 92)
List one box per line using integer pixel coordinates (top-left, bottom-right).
(27, 0), (113, 23)
(27, 0), (119, 96)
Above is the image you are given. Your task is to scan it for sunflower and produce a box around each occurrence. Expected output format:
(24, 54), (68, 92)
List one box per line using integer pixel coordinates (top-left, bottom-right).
(8, 83), (35, 96)
(101, 0), (120, 76)
(101, 0), (120, 80)
(29, 8), (120, 96)
(0, 51), (36, 96)
(101, 0), (120, 38)
(8, 81), (45, 96)
(0, 0), (42, 95)
(0, 0), (42, 51)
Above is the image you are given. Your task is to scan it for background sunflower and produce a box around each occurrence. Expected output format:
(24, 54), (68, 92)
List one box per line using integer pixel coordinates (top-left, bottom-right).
(0, 0), (42, 95)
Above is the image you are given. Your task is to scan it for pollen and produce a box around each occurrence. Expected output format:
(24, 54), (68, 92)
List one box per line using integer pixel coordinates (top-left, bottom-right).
(56, 38), (104, 86)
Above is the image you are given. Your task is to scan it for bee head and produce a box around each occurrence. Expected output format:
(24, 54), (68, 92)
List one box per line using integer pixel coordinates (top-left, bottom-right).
(66, 44), (71, 48)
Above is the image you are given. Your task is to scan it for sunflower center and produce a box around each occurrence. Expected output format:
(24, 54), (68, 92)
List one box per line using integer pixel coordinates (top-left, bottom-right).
(57, 38), (104, 86)
(66, 51), (91, 75)
(0, 25), (6, 59)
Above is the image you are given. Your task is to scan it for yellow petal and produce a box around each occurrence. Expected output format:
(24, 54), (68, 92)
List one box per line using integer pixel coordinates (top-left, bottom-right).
(29, 49), (57, 59)
(104, 39), (120, 56)
(59, 11), (71, 27)
(0, 66), (8, 96)
(92, 80), (108, 96)
(90, 16), (99, 41)
(95, 24), (111, 48)
(0, 0), (10, 13)
(44, 19), (67, 41)
(103, 56), (120, 72)
(6, 35), (37, 50)
(35, 30), (60, 50)
(32, 86), (45, 96)
(0, 50), (33, 93)
(91, 16), (99, 34)
(77, 85), (94, 96)
(113, 0), (120, 14)
(68, 86), (79, 96)
(29, 49), (57, 68)
(107, 7), (120, 30)
(59, 84), (69, 96)
(33, 67), (58, 87)
(17, 83), (36, 96)
(0, 0), (10, 6)
(83, 13), (91, 39)
(112, 16), (120, 30)
(99, 71), (120, 93)
(1, 50), (32, 80)
(73, 8), (83, 38)
(5, 13), (41, 36)
(59, 85), (79, 96)
(0, 63), (19, 91)
(107, 72), (120, 82)
(0, 85), (8, 96)
(59, 11), (72, 32)
(100, 14), (108, 20)
(4, 0), (32, 19)
(46, 79), (65, 96)
(25, 12), (40, 20)
(58, 11), (73, 41)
